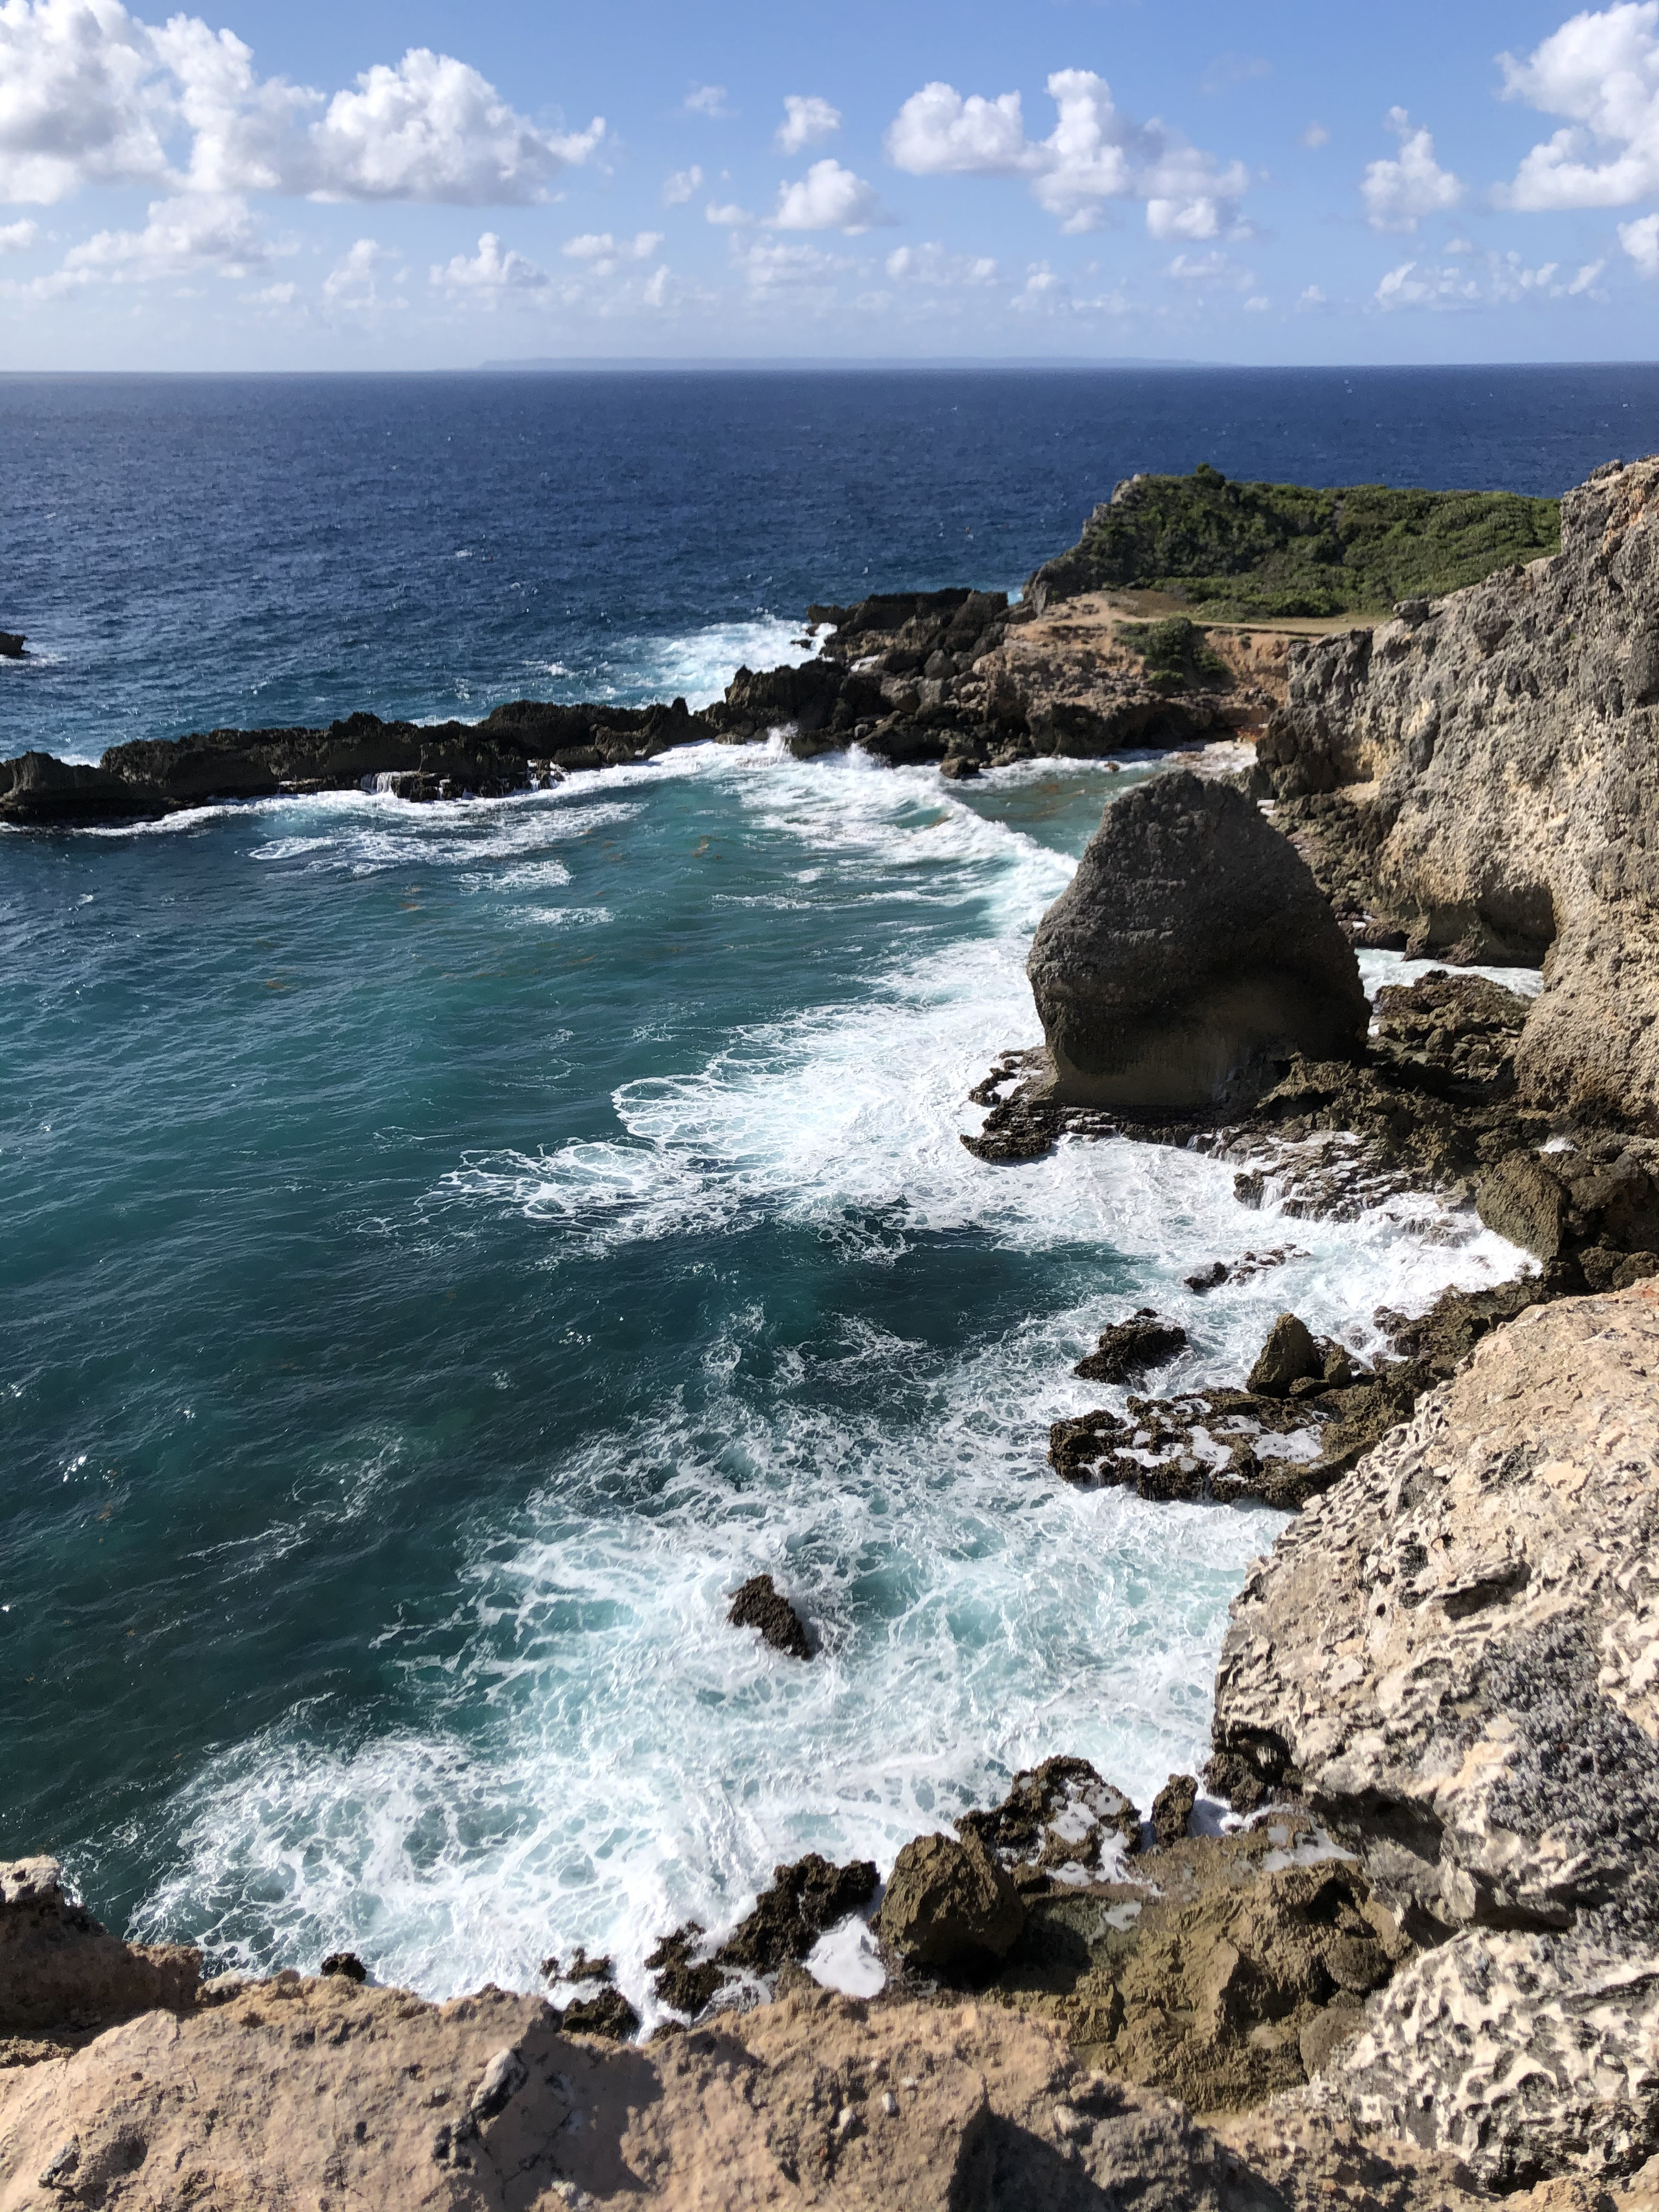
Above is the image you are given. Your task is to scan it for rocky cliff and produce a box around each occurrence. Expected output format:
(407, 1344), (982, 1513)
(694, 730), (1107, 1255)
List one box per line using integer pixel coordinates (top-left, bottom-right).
(1212, 1279), (1659, 2188)
(1254, 455), (1659, 1125)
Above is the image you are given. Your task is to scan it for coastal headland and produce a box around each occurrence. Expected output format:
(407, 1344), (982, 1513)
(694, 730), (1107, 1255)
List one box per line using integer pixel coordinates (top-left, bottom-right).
(7, 461), (1659, 2206)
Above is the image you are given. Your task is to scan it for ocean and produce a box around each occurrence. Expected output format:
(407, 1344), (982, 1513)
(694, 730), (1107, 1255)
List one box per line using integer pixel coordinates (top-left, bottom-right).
(3, 364), (1655, 2017)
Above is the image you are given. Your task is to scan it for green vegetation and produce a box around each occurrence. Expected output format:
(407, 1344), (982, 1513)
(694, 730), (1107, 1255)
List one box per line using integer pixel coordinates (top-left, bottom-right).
(1117, 615), (1232, 692)
(1034, 462), (1561, 619)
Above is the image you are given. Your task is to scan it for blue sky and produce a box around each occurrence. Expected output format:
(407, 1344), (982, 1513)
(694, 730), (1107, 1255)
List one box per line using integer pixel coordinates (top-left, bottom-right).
(2, 0), (1657, 366)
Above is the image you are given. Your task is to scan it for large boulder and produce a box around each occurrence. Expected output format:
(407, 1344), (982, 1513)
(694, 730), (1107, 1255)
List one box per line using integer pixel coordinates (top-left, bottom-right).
(877, 1832), (1025, 1976)
(1211, 1279), (1659, 2188)
(1025, 771), (1368, 1109)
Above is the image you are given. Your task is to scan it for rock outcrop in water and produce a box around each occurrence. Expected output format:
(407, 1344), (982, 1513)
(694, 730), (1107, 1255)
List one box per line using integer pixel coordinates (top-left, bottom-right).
(1255, 455), (1659, 1126)
(1211, 1279), (1659, 2188)
(1024, 771), (1369, 1109)
(0, 584), (1252, 826)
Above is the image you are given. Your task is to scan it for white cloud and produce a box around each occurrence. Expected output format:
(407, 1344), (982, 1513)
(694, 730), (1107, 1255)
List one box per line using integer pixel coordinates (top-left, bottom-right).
(0, 217), (41, 250)
(641, 262), (670, 308)
(432, 230), (549, 293)
(661, 163), (702, 205)
(776, 94), (840, 154)
(1301, 121), (1330, 149)
(770, 157), (888, 232)
(684, 84), (731, 117)
(306, 51), (602, 204)
(246, 278), (293, 303)
(1500, 2), (1659, 209)
(321, 233), (397, 307)
(1297, 283), (1327, 307)
(1361, 108), (1463, 231)
(1244, 293), (1270, 310)
(61, 189), (267, 278)
(0, 0), (604, 205)
(886, 82), (1030, 173)
(1621, 208), (1659, 269)
(885, 240), (998, 286)
(1375, 247), (1594, 308)
(561, 228), (662, 274)
(1165, 248), (1252, 284)
(885, 69), (1248, 238)
(705, 199), (753, 226)
(733, 237), (848, 295)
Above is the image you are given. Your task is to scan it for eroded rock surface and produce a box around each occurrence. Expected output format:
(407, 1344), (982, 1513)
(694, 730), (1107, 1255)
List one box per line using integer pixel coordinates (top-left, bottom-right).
(1254, 455), (1659, 1125)
(1212, 1280), (1659, 2187)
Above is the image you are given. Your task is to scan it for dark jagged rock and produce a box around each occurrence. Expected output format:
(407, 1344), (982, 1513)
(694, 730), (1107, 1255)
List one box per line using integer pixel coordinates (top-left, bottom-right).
(876, 1832), (1025, 1979)
(319, 1952), (367, 1983)
(556, 1985), (640, 2041)
(727, 1573), (811, 1659)
(1244, 1314), (1322, 1396)
(1474, 1149), (1569, 1259)
(959, 1759), (1140, 1886)
(0, 749), (168, 825)
(1024, 773), (1369, 1110)
(0, 630), (26, 658)
(1150, 1775), (1198, 1848)
(1073, 1310), (1187, 1383)
(714, 1854), (878, 1976)
(644, 1854), (878, 2020)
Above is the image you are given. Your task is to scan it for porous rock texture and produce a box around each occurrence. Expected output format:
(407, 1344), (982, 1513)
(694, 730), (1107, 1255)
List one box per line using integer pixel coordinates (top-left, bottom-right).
(1211, 1280), (1659, 2188)
(1025, 771), (1369, 1109)
(1255, 455), (1659, 1125)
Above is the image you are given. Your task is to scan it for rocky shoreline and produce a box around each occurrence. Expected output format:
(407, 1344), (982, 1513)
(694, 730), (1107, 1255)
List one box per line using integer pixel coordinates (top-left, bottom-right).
(9, 458), (1659, 2205)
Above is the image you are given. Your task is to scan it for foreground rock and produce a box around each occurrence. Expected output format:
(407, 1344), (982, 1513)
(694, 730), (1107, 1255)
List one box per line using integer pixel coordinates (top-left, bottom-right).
(1211, 1279), (1659, 2188)
(1024, 771), (1369, 1110)
(0, 1859), (197, 2047)
(647, 1853), (877, 2017)
(1255, 453), (1659, 1124)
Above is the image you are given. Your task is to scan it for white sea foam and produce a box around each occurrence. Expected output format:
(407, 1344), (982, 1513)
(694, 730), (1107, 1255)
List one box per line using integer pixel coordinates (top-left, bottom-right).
(129, 740), (1534, 2023)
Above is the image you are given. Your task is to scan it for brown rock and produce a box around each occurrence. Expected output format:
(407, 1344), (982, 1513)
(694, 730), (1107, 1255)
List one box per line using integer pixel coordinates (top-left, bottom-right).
(1150, 1775), (1198, 1848)
(1245, 1313), (1322, 1396)
(1475, 1149), (1568, 1259)
(877, 1832), (1025, 1976)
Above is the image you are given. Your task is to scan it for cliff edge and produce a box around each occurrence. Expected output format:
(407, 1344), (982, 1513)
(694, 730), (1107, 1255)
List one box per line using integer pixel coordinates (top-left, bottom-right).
(1256, 455), (1659, 1124)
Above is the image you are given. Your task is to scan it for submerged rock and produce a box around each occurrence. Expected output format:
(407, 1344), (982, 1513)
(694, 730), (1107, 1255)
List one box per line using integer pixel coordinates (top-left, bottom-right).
(727, 1573), (811, 1658)
(1024, 772), (1369, 1111)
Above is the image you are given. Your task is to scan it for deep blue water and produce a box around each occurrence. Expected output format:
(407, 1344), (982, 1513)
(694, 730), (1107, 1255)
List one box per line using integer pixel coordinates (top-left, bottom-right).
(1, 366), (1644, 2011)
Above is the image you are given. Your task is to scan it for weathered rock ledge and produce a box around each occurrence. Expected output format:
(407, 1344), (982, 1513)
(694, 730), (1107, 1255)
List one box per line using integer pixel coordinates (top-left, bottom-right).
(4, 1846), (1647, 2210)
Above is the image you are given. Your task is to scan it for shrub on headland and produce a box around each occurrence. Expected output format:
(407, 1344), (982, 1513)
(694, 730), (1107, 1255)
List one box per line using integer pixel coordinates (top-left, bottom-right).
(1031, 461), (1561, 617)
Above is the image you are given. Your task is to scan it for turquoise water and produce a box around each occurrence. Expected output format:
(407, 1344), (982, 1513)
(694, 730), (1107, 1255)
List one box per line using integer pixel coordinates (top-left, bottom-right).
(7, 363), (1597, 2015)
(3, 738), (1526, 2014)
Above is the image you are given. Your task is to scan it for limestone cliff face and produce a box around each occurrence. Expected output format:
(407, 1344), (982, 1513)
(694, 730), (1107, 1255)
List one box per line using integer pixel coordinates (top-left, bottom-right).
(1211, 1280), (1659, 2188)
(1256, 456), (1659, 1124)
